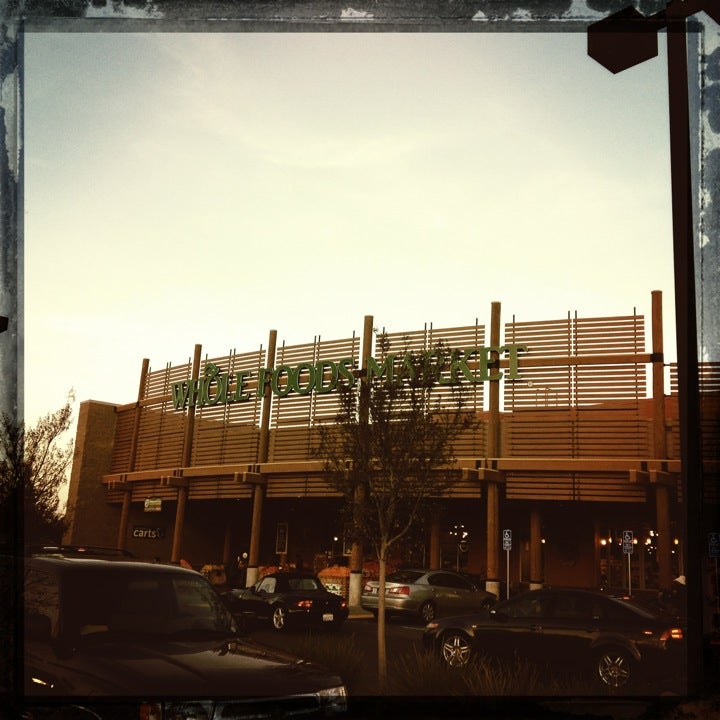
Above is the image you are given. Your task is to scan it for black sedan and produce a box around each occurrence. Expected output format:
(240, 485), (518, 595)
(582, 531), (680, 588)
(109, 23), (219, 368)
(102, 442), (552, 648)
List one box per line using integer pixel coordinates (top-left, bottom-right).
(423, 587), (686, 693)
(224, 571), (349, 631)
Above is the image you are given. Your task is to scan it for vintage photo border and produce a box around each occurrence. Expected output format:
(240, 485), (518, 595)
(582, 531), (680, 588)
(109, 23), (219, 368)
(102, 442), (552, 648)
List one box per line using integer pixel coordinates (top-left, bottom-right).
(1, 0), (717, 714)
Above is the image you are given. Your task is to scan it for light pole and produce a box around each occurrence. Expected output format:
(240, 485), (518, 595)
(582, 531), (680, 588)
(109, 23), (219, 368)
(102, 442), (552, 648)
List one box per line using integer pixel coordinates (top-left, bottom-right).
(588, 1), (718, 695)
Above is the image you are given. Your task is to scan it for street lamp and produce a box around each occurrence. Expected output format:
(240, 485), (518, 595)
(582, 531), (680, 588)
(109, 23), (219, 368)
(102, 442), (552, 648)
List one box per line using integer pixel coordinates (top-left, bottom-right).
(588, 1), (719, 695)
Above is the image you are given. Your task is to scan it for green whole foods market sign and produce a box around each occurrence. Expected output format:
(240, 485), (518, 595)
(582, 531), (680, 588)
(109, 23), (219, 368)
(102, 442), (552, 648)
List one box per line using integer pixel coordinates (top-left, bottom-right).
(171, 344), (527, 411)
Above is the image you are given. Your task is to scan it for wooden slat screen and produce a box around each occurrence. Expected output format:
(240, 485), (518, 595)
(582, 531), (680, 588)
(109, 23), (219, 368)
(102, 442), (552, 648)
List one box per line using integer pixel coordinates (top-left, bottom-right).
(504, 317), (573, 410)
(192, 349), (265, 466)
(505, 471), (647, 502)
(504, 410), (575, 457)
(265, 473), (342, 498)
(110, 407), (136, 473)
(380, 322), (486, 414)
(503, 408), (650, 460)
(268, 336), (360, 464)
(134, 407), (185, 470)
(504, 313), (646, 410)
(133, 362), (192, 471)
(187, 478), (253, 501)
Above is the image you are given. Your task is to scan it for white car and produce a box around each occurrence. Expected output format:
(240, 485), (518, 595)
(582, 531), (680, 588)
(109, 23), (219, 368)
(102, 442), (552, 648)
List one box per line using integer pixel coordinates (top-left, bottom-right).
(361, 568), (496, 623)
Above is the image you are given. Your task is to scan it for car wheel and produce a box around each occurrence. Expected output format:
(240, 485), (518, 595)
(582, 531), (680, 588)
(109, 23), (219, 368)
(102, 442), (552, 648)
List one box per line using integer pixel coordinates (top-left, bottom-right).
(595, 646), (634, 692)
(271, 604), (288, 631)
(440, 631), (472, 668)
(419, 600), (436, 623)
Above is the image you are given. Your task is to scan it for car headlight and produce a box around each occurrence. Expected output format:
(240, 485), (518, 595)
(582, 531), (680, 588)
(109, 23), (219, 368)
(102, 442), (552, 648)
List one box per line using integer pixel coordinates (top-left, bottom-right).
(317, 685), (348, 714)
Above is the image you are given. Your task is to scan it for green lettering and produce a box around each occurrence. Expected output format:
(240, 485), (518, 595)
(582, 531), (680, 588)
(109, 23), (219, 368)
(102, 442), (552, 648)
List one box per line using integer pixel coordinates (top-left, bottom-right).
(171, 381), (192, 410)
(367, 354), (395, 382)
(476, 346), (503, 381)
(257, 367), (272, 397)
(501, 344), (528, 380)
(315, 360), (339, 393)
(232, 371), (253, 402)
(295, 362), (316, 395)
(272, 366), (296, 397)
(337, 358), (357, 388)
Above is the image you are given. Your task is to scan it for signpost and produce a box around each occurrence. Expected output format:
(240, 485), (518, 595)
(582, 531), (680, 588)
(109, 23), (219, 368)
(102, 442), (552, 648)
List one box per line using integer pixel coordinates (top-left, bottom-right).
(622, 530), (634, 595)
(503, 529), (512, 599)
(275, 523), (288, 556)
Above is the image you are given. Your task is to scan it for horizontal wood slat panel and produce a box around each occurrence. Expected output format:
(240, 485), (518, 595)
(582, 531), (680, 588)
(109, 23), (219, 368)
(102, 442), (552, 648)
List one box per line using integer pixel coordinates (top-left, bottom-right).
(134, 408), (185, 470)
(110, 408), (136, 473)
(506, 472), (647, 502)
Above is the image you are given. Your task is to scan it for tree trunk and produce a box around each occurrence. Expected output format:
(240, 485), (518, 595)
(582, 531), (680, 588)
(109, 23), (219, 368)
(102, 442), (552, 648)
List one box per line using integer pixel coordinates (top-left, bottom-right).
(377, 546), (388, 691)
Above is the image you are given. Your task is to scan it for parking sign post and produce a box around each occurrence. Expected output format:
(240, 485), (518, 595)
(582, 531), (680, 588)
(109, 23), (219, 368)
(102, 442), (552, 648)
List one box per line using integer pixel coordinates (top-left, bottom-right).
(622, 530), (634, 595)
(503, 530), (512, 599)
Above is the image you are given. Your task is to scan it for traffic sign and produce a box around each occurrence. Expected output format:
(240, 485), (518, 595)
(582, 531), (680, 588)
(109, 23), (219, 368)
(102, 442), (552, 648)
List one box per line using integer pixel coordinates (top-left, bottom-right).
(622, 530), (634, 554)
(710, 532), (720, 558)
(503, 529), (512, 552)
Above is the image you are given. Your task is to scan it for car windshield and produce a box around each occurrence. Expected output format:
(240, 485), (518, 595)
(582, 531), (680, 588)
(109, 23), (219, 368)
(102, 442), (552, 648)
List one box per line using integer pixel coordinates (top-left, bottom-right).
(61, 567), (237, 641)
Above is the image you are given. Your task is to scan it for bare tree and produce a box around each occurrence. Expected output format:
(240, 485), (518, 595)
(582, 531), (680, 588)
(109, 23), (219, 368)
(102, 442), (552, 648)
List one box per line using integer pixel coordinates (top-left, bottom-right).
(319, 336), (476, 689)
(0, 393), (74, 547)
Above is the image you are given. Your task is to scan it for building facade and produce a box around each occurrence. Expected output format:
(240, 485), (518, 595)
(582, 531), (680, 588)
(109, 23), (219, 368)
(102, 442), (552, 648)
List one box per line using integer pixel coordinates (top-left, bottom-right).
(62, 291), (719, 606)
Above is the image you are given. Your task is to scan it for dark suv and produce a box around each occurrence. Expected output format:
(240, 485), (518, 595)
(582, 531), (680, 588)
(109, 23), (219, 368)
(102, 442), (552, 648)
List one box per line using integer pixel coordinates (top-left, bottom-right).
(23, 550), (347, 718)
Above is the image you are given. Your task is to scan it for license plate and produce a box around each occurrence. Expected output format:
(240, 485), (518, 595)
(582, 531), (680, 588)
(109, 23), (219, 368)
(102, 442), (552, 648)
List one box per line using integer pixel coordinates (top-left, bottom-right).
(322, 613), (334, 622)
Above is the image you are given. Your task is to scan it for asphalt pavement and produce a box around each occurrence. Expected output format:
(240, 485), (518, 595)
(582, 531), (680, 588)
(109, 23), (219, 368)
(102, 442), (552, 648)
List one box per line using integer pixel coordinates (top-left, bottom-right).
(255, 606), (720, 720)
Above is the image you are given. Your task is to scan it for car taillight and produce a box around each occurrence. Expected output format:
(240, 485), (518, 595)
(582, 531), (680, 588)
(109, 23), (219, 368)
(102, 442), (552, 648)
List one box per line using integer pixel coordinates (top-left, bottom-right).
(296, 599), (314, 608)
(387, 586), (410, 595)
(660, 627), (684, 641)
(340, 600), (347, 608)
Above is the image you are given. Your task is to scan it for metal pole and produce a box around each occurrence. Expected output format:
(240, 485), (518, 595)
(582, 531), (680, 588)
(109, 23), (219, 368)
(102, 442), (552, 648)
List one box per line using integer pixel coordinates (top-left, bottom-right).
(506, 550), (510, 600)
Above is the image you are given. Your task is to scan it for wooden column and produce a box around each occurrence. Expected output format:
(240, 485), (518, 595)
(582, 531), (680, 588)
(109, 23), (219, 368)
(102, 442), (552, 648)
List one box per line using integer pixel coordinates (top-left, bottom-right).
(247, 481), (265, 587)
(117, 489), (131, 551)
(170, 481), (189, 564)
(348, 315), (374, 607)
(115, 358), (149, 549)
(485, 301), (501, 599)
(246, 330), (276, 588)
(169, 344), (202, 564)
(529, 509), (543, 590)
(651, 290), (673, 589)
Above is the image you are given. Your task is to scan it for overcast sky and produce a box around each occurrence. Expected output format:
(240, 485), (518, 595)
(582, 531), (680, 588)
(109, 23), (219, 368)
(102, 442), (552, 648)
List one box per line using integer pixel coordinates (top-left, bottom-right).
(24, 31), (674, 439)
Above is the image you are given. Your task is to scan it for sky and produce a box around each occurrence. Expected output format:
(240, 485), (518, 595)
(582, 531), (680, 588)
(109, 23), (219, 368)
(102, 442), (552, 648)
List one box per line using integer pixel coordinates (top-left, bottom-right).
(23, 30), (675, 459)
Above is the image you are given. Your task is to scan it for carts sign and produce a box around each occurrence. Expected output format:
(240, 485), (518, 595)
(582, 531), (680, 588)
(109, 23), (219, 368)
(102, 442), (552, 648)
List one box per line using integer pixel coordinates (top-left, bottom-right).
(170, 344), (528, 411)
(133, 526), (166, 540)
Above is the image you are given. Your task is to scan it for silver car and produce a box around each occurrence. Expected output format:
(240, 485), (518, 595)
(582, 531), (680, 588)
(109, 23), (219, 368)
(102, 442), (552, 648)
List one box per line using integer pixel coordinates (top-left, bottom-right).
(361, 568), (496, 623)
